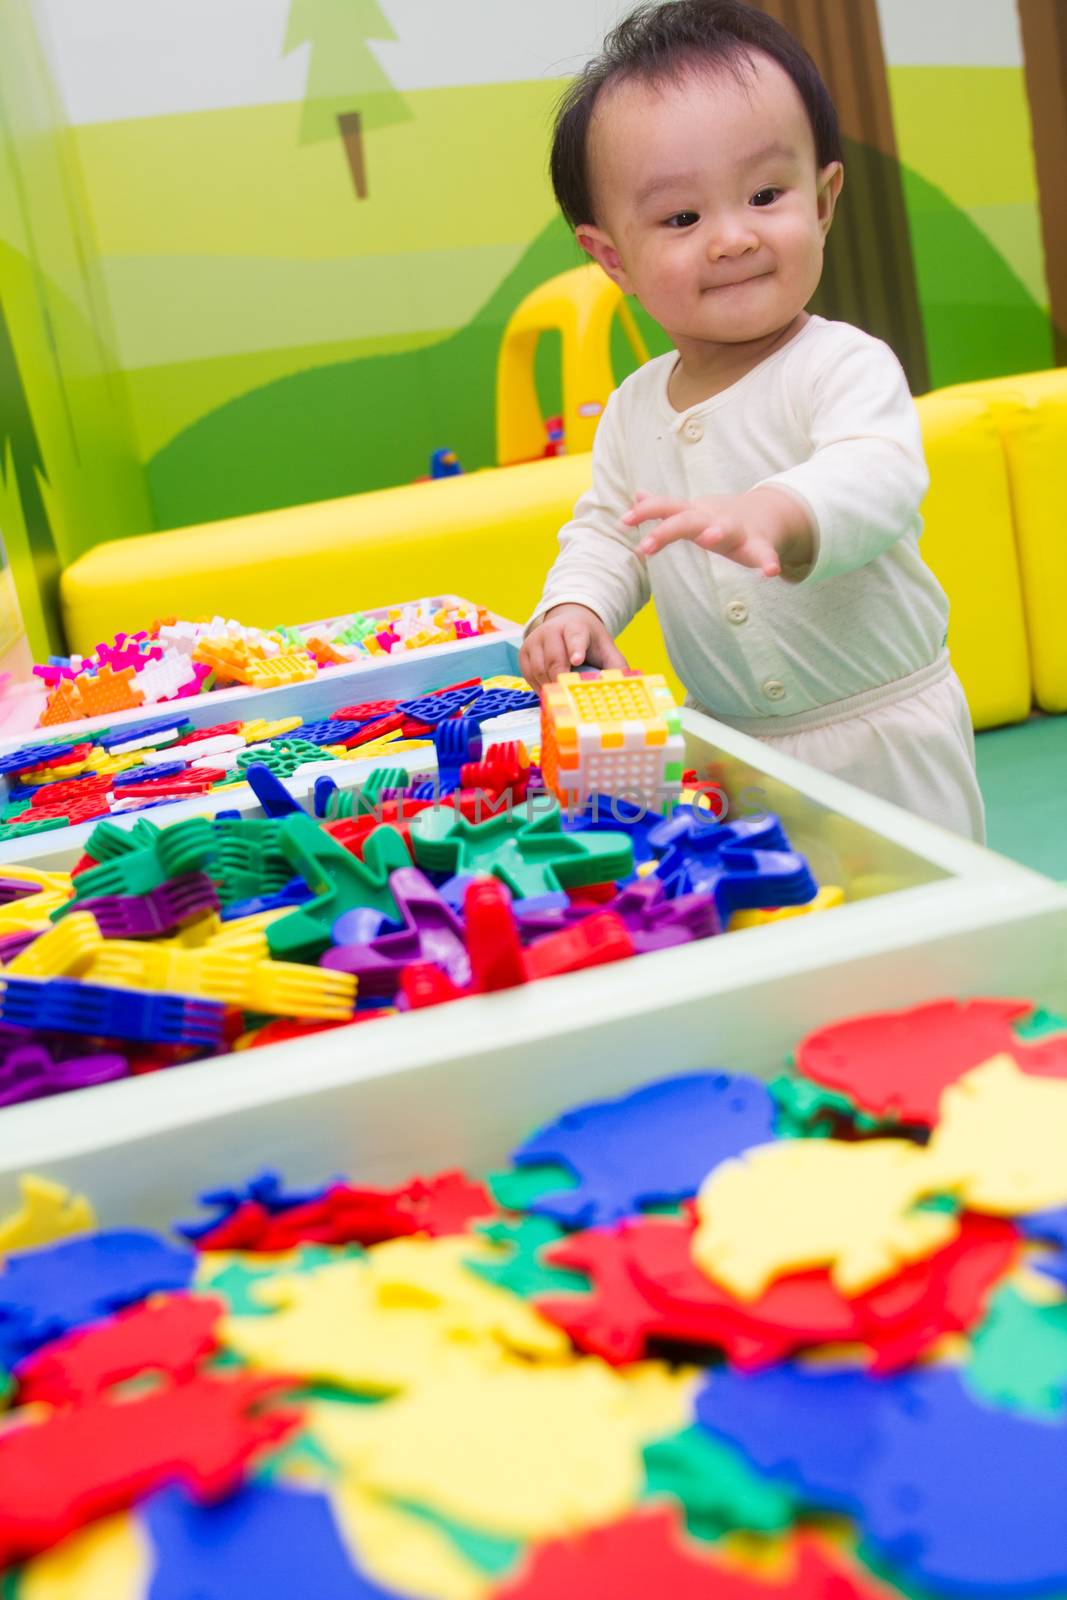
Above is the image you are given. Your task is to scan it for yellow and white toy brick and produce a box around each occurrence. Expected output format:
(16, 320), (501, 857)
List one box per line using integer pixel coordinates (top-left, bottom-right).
(540, 669), (685, 808)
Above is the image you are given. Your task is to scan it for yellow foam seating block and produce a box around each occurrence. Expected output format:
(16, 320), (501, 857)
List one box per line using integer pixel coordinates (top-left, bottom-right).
(912, 389), (1031, 729)
(61, 382), (1043, 729)
(934, 369), (1067, 714)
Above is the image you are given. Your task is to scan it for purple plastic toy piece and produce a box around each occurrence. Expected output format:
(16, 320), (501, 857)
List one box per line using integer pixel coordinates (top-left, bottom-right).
(0, 880), (40, 906)
(70, 873), (219, 938)
(513, 877), (719, 952)
(0, 1044), (128, 1107)
(322, 866), (471, 996)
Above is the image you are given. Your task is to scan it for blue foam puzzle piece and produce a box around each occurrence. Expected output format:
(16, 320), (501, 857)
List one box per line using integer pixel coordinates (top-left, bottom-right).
(0, 742), (76, 776)
(0, 1229), (194, 1357)
(244, 764), (306, 818)
(175, 1169), (338, 1239)
(143, 1483), (404, 1600)
(0, 977), (225, 1045)
(693, 1366), (889, 1516)
(512, 1071), (777, 1227)
(1020, 1207), (1067, 1288)
(863, 1369), (1067, 1593)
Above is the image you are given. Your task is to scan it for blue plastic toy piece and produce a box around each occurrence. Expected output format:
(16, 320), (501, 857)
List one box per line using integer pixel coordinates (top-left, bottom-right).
(864, 1369), (1067, 1593)
(432, 718), (481, 794)
(512, 1071), (777, 1227)
(176, 1169), (338, 1240)
(142, 1482), (404, 1600)
(220, 878), (313, 921)
(694, 1366), (886, 1516)
(397, 688), (477, 725)
(1020, 1207), (1067, 1288)
(244, 764), (306, 818)
(0, 977), (226, 1046)
(0, 742), (76, 776)
(331, 907), (396, 945)
(705, 848), (819, 923)
(562, 795), (667, 870)
(0, 1229), (194, 1359)
(314, 776), (339, 818)
(408, 780), (439, 803)
(436, 873), (475, 912)
(112, 762), (189, 786)
(107, 714), (192, 743)
(286, 720), (365, 748)
(461, 688), (540, 723)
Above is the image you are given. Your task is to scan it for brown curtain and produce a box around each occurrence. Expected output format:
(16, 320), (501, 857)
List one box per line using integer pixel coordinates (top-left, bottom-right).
(745, 0), (930, 393)
(1017, 0), (1067, 365)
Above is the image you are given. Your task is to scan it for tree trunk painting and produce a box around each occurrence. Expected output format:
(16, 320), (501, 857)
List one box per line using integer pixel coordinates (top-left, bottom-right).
(1016, 0), (1067, 365)
(745, 0), (930, 393)
(285, 0), (411, 200)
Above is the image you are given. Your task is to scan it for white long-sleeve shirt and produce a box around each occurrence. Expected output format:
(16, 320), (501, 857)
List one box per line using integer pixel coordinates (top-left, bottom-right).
(530, 314), (950, 729)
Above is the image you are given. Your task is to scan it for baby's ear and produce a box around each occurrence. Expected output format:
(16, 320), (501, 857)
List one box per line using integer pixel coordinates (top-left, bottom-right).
(816, 161), (844, 233)
(576, 225), (634, 294)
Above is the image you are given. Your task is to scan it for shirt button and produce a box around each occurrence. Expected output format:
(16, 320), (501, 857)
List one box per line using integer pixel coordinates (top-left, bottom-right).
(762, 679), (786, 701)
(681, 418), (704, 443)
(726, 600), (748, 624)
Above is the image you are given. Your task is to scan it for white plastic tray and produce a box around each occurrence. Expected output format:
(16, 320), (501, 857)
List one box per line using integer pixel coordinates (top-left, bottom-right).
(2, 705), (1065, 1227)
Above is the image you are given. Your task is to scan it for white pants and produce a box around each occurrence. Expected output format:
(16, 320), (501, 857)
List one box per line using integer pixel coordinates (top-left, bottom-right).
(704, 658), (987, 843)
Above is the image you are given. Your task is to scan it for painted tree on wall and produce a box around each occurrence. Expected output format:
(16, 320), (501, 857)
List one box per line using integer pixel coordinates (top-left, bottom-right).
(285, 0), (412, 199)
(0, 298), (60, 649)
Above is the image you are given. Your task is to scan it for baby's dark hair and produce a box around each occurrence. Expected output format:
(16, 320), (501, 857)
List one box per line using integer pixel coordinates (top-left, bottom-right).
(551, 0), (843, 228)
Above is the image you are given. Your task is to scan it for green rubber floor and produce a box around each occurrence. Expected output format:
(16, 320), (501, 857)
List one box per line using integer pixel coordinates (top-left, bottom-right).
(976, 714), (1067, 879)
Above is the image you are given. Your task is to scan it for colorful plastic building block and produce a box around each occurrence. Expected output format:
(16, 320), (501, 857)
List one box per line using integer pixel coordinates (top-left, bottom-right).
(540, 670), (684, 809)
(0, 977), (226, 1047)
(410, 797), (633, 900)
(324, 867), (470, 996)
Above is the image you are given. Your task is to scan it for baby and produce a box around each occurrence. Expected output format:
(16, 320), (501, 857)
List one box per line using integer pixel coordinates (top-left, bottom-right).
(520, 0), (985, 841)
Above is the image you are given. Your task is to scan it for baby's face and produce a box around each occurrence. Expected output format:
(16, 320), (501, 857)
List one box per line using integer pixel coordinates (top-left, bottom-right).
(580, 52), (841, 350)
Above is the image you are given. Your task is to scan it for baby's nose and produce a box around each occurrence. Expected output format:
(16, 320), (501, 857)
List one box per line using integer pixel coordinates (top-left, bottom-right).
(706, 220), (759, 260)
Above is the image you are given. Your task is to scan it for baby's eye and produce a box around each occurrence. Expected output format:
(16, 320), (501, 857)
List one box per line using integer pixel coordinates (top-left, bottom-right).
(664, 211), (700, 229)
(750, 187), (781, 207)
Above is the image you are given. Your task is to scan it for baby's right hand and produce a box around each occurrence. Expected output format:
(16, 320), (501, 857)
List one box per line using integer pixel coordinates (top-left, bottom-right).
(520, 603), (628, 691)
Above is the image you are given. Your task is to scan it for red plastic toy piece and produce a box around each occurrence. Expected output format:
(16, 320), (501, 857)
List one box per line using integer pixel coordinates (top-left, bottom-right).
(330, 700), (399, 722)
(797, 998), (1067, 1125)
(523, 913), (635, 981)
(495, 1510), (889, 1599)
(15, 1294), (224, 1406)
(464, 877), (527, 992)
(0, 1372), (299, 1567)
(400, 962), (465, 1009)
(536, 1210), (1016, 1372)
(242, 1017), (361, 1049)
(338, 714), (408, 750)
(172, 723), (241, 745)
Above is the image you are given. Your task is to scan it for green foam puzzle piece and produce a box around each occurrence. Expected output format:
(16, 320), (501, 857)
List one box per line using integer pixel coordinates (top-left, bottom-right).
(202, 1245), (359, 1316)
(267, 813), (410, 961)
(487, 1164), (579, 1212)
(410, 797), (633, 899)
(967, 1285), (1067, 1417)
(468, 1215), (589, 1301)
(643, 1425), (797, 1541)
(1015, 1008), (1067, 1041)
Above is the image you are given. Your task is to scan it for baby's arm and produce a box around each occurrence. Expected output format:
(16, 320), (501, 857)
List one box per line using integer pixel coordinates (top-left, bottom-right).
(522, 393), (651, 688)
(629, 336), (929, 583)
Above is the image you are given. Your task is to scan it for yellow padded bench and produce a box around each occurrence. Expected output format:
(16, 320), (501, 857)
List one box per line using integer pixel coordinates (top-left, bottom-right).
(932, 370), (1067, 715)
(61, 382), (1040, 731)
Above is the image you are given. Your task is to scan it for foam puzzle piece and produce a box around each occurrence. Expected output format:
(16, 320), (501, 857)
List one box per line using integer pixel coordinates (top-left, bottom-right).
(15, 1293), (224, 1406)
(198, 1245), (355, 1316)
(0, 1372), (298, 1566)
(513, 1073), (777, 1228)
(142, 1481), (404, 1600)
(928, 1055), (1067, 1212)
(693, 1139), (956, 1298)
(331, 1482), (494, 1600)
(178, 1170), (336, 1238)
(493, 1512), (885, 1600)
(0, 1230), (195, 1360)
(537, 1211), (1014, 1372)
(268, 815), (411, 961)
(1020, 1206), (1067, 1288)
(410, 798), (633, 900)
(487, 1164), (578, 1213)
(313, 1358), (696, 1540)
(862, 1368), (1067, 1593)
(966, 1284), (1067, 1416)
(797, 998), (1067, 1125)
(221, 1239), (564, 1395)
(17, 1512), (150, 1600)
(0, 1177), (96, 1257)
(643, 1426), (796, 1540)
(467, 1216), (589, 1301)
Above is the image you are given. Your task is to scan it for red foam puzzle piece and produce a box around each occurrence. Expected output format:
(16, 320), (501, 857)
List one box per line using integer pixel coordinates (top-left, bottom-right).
(537, 1210), (1016, 1372)
(14, 1294), (224, 1406)
(0, 1372), (299, 1568)
(494, 1509), (892, 1599)
(797, 998), (1067, 1125)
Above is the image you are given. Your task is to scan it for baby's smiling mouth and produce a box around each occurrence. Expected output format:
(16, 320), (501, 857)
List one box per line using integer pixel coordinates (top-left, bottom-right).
(705, 270), (770, 291)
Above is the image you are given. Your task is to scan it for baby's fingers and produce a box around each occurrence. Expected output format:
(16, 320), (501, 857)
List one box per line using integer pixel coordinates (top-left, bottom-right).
(635, 510), (708, 555)
(699, 524), (781, 577)
(621, 495), (688, 529)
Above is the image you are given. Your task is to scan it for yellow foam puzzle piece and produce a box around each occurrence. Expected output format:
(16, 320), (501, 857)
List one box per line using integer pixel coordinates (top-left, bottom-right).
(6, 913), (102, 978)
(332, 1483), (492, 1600)
(313, 1358), (696, 1541)
(927, 1054), (1067, 1213)
(0, 1176), (96, 1257)
(693, 1138), (956, 1299)
(18, 1512), (149, 1600)
(222, 1243), (564, 1395)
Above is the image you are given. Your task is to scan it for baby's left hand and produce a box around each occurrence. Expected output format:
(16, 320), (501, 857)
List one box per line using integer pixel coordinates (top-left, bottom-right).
(621, 487), (814, 577)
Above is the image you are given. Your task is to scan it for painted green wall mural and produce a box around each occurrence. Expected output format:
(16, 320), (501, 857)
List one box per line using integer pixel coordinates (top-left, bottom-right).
(0, 0), (1061, 651)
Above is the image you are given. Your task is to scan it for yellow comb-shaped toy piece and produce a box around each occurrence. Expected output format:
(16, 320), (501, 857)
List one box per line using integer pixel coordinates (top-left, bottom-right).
(86, 940), (356, 1019)
(240, 716), (304, 745)
(6, 913), (103, 978)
